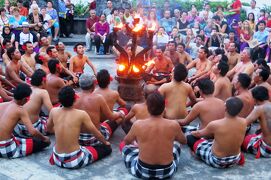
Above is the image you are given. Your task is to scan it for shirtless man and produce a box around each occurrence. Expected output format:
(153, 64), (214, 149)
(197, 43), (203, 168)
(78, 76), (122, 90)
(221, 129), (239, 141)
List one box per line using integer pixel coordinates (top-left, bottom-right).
(5, 47), (33, 86)
(2, 39), (13, 65)
(120, 92), (186, 179)
(56, 42), (72, 68)
(227, 47), (254, 84)
(94, 69), (127, 119)
(0, 81), (13, 102)
(0, 83), (50, 158)
(243, 86), (271, 158)
(39, 37), (50, 53)
(176, 43), (192, 65)
(34, 52), (50, 74)
(235, 73), (254, 117)
(13, 70), (53, 138)
(122, 86), (153, 134)
(47, 86), (111, 169)
(178, 79), (225, 134)
(74, 73), (124, 146)
(164, 41), (183, 66)
(187, 97), (246, 168)
(21, 41), (36, 71)
(145, 47), (174, 85)
(213, 61), (232, 101)
(46, 59), (74, 106)
(69, 43), (97, 76)
(226, 42), (241, 70)
(186, 47), (212, 82)
(159, 64), (196, 119)
(253, 67), (271, 100)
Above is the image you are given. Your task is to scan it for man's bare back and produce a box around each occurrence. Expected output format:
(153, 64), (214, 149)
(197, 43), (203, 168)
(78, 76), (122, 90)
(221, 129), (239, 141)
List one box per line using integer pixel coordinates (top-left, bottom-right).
(46, 74), (65, 104)
(214, 77), (232, 101)
(237, 91), (254, 118)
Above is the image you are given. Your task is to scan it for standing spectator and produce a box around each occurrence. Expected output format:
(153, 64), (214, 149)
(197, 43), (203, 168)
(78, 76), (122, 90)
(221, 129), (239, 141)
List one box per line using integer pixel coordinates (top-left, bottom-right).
(227, 0), (242, 24)
(41, 7), (53, 44)
(0, 8), (9, 33)
(85, 10), (99, 52)
(160, 10), (174, 34)
(94, 14), (110, 55)
(89, 0), (96, 10)
(28, 4), (46, 39)
(103, 0), (113, 17)
(242, 0), (260, 20)
(17, 0), (28, 17)
(65, 0), (75, 37)
(58, 0), (68, 38)
(46, 1), (60, 41)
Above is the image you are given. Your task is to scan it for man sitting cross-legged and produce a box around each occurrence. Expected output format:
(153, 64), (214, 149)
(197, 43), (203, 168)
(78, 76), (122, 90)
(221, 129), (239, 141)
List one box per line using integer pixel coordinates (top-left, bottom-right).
(178, 79), (225, 134)
(242, 86), (271, 158)
(13, 70), (53, 138)
(187, 97), (246, 168)
(47, 86), (111, 169)
(0, 83), (50, 158)
(120, 92), (186, 179)
(159, 64), (196, 119)
(74, 73), (124, 146)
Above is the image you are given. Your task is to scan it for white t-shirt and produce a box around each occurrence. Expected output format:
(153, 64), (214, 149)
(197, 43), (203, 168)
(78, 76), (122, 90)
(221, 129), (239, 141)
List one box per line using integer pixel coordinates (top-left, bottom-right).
(43, 14), (52, 30)
(19, 32), (34, 45)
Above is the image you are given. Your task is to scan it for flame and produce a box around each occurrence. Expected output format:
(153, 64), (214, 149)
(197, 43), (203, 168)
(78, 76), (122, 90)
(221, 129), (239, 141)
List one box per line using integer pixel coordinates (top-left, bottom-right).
(148, 22), (156, 32)
(133, 23), (144, 33)
(132, 65), (140, 73)
(114, 22), (123, 29)
(134, 13), (140, 19)
(145, 59), (155, 67)
(118, 64), (125, 72)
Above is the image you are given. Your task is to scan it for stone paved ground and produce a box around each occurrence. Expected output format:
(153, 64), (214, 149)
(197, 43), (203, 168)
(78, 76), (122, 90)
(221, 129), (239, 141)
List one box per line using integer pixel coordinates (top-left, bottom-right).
(1, 46), (271, 179)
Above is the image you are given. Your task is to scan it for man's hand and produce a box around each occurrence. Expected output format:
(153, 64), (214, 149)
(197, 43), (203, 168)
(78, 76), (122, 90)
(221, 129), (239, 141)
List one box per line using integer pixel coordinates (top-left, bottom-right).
(104, 141), (110, 146)
(43, 136), (51, 144)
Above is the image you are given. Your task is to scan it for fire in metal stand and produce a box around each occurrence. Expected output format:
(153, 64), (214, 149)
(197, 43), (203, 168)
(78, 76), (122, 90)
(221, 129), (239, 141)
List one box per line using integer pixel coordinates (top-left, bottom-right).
(114, 17), (155, 101)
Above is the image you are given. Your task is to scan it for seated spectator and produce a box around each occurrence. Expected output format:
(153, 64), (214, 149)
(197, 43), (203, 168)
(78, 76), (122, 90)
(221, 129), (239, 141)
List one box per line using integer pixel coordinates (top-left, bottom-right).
(17, 0), (28, 16)
(0, 26), (15, 45)
(41, 7), (53, 44)
(85, 10), (99, 52)
(177, 11), (189, 35)
(94, 14), (110, 55)
(153, 27), (169, 48)
(207, 28), (222, 48)
(107, 8), (120, 33)
(8, 7), (27, 37)
(240, 20), (253, 51)
(159, 10), (174, 34)
(46, 0), (59, 41)
(28, 4), (47, 40)
(247, 12), (256, 30)
(0, 8), (9, 33)
(187, 7), (201, 24)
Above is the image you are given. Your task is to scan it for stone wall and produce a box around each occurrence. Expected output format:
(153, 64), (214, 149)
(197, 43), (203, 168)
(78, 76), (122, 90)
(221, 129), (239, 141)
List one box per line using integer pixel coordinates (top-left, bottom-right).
(96, 0), (132, 15)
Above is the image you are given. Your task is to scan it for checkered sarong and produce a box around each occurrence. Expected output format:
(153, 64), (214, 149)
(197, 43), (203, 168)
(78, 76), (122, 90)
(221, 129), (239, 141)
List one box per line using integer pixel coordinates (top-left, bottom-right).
(49, 146), (98, 169)
(182, 125), (199, 136)
(193, 139), (244, 168)
(121, 141), (181, 179)
(0, 136), (33, 158)
(242, 134), (271, 158)
(79, 120), (112, 146)
(13, 117), (47, 138)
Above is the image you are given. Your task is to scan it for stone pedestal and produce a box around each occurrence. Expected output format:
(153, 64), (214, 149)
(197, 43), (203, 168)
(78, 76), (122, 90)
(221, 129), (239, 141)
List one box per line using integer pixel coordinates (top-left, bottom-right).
(116, 76), (144, 101)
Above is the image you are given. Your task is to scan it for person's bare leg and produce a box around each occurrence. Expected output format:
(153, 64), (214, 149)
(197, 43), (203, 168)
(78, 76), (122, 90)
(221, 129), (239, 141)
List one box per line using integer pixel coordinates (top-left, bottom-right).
(54, 28), (59, 40)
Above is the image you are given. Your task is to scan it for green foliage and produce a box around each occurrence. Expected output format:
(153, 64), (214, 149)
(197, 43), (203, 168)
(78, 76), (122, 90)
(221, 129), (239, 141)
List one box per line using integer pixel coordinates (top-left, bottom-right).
(241, 9), (246, 21)
(74, 0), (89, 17)
(0, 0), (16, 7)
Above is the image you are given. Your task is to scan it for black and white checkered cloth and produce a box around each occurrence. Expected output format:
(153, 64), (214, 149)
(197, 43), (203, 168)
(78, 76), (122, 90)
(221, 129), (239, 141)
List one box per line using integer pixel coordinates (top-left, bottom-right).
(49, 146), (97, 169)
(243, 134), (271, 158)
(122, 141), (181, 179)
(13, 116), (47, 138)
(182, 125), (199, 136)
(0, 136), (33, 158)
(79, 120), (112, 146)
(194, 139), (242, 168)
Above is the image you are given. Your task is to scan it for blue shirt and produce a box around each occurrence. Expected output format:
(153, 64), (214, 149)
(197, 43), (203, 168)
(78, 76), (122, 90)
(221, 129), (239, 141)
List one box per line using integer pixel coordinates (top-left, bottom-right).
(253, 29), (269, 44)
(159, 18), (174, 34)
(58, 0), (66, 18)
(9, 16), (27, 27)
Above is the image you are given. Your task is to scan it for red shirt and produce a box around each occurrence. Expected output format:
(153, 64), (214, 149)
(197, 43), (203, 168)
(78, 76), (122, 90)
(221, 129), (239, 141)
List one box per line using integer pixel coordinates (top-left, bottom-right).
(231, 0), (242, 14)
(86, 16), (99, 32)
(89, 1), (96, 10)
(19, 7), (28, 17)
(267, 20), (271, 28)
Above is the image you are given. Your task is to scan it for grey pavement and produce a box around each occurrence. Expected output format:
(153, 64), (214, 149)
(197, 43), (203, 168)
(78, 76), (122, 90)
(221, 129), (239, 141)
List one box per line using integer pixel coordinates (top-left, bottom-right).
(1, 46), (271, 179)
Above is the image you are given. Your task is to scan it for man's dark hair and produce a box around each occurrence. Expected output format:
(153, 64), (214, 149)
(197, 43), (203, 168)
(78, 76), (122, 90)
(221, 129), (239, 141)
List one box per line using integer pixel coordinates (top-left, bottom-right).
(74, 43), (84, 52)
(97, 69), (110, 88)
(259, 67), (270, 82)
(46, 46), (56, 55)
(156, 45), (166, 52)
(196, 35), (204, 41)
(177, 43), (185, 49)
(217, 61), (229, 76)
(258, 20), (266, 26)
(225, 97), (243, 116)
(198, 78), (214, 95)
(35, 53), (43, 64)
(48, 59), (59, 74)
(2, 39), (11, 47)
(238, 73), (251, 89)
(200, 46), (209, 56)
(13, 83), (32, 100)
(146, 92), (165, 116)
(58, 86), (75, 107)
(23, 41), (32, 47)
(220, 54), (228, 63)
(212, 15), (221, 21)
(174, 64), (187, 82)
(252, 86), (269, 102)
(7, 47), (16, 60)
(168, 41), (176, 47)
(31, 69), (46, 86)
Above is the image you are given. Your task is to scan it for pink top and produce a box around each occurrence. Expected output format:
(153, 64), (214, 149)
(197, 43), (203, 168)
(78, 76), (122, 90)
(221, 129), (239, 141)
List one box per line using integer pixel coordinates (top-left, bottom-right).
(95, 21), (109, 36)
